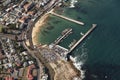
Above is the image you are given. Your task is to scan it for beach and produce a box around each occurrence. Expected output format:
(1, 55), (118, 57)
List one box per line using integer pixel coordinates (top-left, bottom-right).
(32, 13), (49, 45)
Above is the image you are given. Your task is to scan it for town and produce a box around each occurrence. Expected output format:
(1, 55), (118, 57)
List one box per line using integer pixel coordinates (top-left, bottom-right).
(0, 0), (97, 80)
(0, 0), (61, 80)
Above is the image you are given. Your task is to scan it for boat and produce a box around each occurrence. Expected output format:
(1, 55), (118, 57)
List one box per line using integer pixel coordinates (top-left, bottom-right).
(68, 39), (77, 48)
(80, 32), (84, 36)
(62, 28), (72, 35)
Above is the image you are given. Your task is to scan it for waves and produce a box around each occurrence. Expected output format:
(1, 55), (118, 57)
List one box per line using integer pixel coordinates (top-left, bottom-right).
(73, 59), (85, 79)
(70, 43), (88, 80)
(70, 56), (86, 80)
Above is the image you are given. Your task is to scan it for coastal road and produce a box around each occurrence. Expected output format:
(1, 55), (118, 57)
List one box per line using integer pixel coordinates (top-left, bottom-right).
(21, 29), (42, 80)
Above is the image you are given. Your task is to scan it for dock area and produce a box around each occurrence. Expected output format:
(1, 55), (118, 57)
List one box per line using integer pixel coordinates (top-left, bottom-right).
(51, 24), (97, 57)
(69, 24), (97, 53)
(50, 12), (84, 25)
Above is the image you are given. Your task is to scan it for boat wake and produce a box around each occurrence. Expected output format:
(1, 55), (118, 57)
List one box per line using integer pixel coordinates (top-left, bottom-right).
(69, 0), (78, 8)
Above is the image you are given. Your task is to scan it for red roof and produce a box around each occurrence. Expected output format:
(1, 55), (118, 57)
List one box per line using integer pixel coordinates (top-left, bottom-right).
(5, 77), (14, 80)
(26, 66), (34, 80)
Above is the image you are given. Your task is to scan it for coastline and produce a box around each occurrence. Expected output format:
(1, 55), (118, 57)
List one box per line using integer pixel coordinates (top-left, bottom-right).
(31, 10), (82, 79)
(32, 13), (49, 45)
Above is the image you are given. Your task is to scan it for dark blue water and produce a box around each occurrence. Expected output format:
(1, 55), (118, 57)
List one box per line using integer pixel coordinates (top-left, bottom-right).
(71, 0), (120, 80)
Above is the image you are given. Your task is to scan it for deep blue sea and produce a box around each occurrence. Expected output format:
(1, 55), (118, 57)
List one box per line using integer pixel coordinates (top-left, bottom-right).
(72, 0), (120, 80)
(38, 0), (120, 80)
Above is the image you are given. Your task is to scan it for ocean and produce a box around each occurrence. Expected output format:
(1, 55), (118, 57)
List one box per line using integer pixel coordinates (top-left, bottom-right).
(38, 0), (120, 80)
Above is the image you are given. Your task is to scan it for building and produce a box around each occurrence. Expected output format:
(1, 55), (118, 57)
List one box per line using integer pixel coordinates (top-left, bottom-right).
(18, 16), (27, 23)
(19, 0), (28, 8)
(24, 2), (34, 11)
(5, 77), (14, 80)
(3, 0), (11, 6)
(26, 65), (35, 80)
(18, 68), (24, 77)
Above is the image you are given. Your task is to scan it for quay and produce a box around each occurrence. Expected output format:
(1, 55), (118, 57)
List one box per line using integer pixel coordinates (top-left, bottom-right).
(50, 12), (84, 25)
(69, 24), (97, 53)
(54, 28), (72, 45)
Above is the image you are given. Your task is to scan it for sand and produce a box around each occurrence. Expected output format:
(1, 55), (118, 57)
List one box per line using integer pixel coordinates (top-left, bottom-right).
(32, 13), (49, 45)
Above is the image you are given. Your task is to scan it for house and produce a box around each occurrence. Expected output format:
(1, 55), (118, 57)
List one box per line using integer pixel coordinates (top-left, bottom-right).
(7, 68), (14, 73)
(0, 60), (2, 64)
(18, 68), (24, 77)
(27, 65), (35, 80)
(0, 65), (3, 69)
(27, 11), (34, 16)
(18, 16), (27, 23)
(27, 66), (33, 80)
(3, 58), (8, 64)
(8, 63), (12, 68)
(19, 0), (28, 8)
(28, 61), (34, 65)
(4, 64), (9, 69)
(10, 49), (15, 53)
(3, 0), (11, 6)
(22, 51), (28, 55)
(24, 2), (34, 11)
(23, 62), (28, 67)
(5, 77), (14, 80)
(19, 23), (27, 29)
(25, 56), (29, 60)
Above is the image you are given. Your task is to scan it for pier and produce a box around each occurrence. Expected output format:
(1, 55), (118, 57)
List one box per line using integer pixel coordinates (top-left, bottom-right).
(69, 24), (97, 53)
(54, 28), (72, 45)
(50, 12), (84, 25)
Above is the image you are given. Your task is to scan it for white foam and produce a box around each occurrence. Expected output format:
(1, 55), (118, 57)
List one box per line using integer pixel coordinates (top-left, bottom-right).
(69, 56), (85, 80)
(71, 43), (88, 80)
(74, 58), (85, 79)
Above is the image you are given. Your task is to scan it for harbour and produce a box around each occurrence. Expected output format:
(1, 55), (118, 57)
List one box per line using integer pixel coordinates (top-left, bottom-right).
(37, 0), (120, 80)
(1, 0), (120, 80)
(45, 24), (97, 59)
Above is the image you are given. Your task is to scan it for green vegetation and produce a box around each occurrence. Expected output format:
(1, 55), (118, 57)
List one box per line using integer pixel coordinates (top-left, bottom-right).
(8, 24), (16, 30)
(0, 25), (3, 33)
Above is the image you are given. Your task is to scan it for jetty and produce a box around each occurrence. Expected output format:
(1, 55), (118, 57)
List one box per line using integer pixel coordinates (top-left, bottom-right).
(69, 24), (97, 53)
(54, 28), (72, 45)
(50, 12), (84, 25)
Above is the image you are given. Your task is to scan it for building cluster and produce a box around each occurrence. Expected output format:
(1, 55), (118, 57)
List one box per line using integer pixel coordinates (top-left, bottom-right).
(26, 64), (36, 80)
(52, 45), (68, 57)
(41, 74), (48, 80)
(0, 37), (36, 80)
(0, 0), (51, 30)
(49, 44), (69, 60)
(40, 48), (59, 63)
(0, 0), (63, 80)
